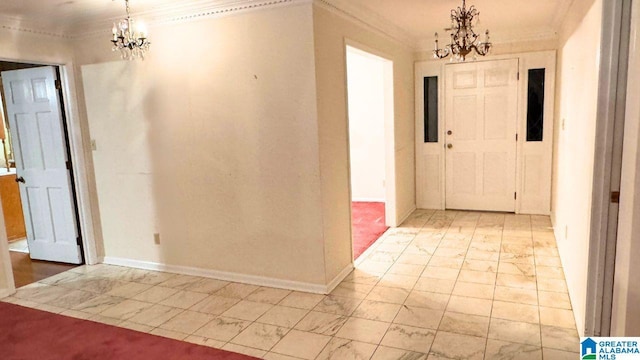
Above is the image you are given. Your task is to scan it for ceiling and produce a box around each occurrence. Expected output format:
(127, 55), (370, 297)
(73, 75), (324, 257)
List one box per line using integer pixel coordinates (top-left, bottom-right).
(0, 0), (574, 48)
(329, 0), (574, 48)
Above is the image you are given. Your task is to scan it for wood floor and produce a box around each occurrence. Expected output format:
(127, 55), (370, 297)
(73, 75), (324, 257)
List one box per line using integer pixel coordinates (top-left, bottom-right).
(10, 251), (78, 288)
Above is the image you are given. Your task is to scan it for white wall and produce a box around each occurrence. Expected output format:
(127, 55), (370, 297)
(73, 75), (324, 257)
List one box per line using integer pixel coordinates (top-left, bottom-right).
(551, 0), (602, 336)
(312, 3), (416, 284)
(78, 4), (332, 289)
(347, 47), (386, 202)
(611, 0), (640, 336)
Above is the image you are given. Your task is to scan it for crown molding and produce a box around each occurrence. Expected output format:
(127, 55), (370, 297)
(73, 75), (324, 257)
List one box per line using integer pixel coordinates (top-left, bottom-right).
(72, 0), (417, 48)
(0, 0), (566, 52)
(145, 0), (308, 24)
(312, 0), (417, 50)
(74, 0), (313, 39)
(1, 0), (312, 40)
(0, 15), (71, 39)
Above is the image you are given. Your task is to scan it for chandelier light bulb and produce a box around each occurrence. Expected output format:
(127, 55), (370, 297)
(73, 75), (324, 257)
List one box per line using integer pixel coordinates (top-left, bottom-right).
(137, 21), (147, 38)
(110, 0), (150, 60)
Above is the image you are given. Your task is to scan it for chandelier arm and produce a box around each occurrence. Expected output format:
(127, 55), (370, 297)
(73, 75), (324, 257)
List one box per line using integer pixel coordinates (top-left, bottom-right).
(434, 47), (451, 59)
(472, 42), (492, 56)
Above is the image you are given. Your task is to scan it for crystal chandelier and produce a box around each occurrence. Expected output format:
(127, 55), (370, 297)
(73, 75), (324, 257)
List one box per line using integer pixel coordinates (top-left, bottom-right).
(433, 0), (491, 61)
(110, 0), (150, 60)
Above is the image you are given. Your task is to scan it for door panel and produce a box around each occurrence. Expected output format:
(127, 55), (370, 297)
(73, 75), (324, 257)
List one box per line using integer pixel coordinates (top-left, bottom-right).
(453, 96), (477, 140)
(445, 59), (519, 212)
(484, 95), (509, 140)
(452, 152), (476, 194)
(1, 66), (82, 264)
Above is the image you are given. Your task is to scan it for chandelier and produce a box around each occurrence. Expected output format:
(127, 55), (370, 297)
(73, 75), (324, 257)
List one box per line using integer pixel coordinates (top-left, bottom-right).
(433, 0), (491, 61)
(110, 0), (150, 60)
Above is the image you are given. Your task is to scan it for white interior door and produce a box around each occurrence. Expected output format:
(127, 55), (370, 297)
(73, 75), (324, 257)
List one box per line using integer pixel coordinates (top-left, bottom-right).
(1, 66), (82, 264)
(444, 59), (519, 212)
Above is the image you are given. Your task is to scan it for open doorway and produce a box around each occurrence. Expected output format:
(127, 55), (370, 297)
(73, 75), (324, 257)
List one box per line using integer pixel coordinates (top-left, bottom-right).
(346, 45), (394, 260)
(0, 61), (82, 287)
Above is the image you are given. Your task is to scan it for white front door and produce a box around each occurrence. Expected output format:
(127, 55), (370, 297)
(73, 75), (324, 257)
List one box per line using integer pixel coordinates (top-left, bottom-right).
(1, 66), (82, 264)
(444, 59), (519, 212)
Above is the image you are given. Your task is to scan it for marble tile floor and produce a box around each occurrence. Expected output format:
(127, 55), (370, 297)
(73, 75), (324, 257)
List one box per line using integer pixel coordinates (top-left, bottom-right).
(1, 210), (580, 359)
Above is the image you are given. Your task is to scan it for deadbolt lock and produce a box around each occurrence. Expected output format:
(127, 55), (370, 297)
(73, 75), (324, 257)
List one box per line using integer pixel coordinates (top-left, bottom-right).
(447, 130), (453, 135)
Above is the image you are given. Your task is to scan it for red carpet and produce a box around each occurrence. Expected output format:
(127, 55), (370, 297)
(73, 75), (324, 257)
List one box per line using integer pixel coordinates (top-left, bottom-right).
(352, 202), (389, 259)
(0, 302), (258, 360)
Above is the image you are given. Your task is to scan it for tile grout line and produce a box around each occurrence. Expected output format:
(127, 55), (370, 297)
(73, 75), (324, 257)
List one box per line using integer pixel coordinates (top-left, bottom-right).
(480, 212), (505, 360)
(363, 209), (436, 360)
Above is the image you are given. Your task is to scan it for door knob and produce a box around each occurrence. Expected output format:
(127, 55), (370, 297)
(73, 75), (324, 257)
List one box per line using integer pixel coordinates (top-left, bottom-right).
(447, 144), (453, 149)
(15, 176), (25, 183)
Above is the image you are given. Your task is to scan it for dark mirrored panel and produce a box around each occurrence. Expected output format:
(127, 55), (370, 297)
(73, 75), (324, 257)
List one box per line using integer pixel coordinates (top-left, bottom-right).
(424, 77), (438, 143)
(527, 69), (545, 142)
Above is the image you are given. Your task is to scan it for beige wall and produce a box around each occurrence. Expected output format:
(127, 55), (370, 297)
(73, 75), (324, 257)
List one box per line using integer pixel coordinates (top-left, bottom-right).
(551, 0), (602, 336)
(611, 0), (640, 336)
(78, 4), (332, 287)
(312, 3), (416, 283)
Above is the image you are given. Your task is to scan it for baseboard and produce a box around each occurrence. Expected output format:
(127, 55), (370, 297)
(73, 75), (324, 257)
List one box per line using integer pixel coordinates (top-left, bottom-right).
(325, 263), (354, 293)
(550, 210), (557, 228)
(0, 288), (15, 299)
(550, 211), (563, 243)
(397, 205), (417, 227)
(102, 257), (334, 294)
(352, 198), (385, 203)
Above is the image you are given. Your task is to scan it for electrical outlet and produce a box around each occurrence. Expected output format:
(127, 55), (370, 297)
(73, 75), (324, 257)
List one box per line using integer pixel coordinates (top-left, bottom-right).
(154, 233), (160, 245)
(90, 139), (97, 151)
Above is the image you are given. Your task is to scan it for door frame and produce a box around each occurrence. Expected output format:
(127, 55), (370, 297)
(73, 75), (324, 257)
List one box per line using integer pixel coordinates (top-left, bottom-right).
(415, 50), (556, 215)
(585, 0), (632, 336)
(0, 57), (99, 297)
(611, 0), (640, 335)
(343, 40), (397, 261)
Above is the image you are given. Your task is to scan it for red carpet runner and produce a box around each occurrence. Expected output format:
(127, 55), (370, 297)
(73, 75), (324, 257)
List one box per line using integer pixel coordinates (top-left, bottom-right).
(0, 302), (258, 360)
(352, 202), (389, 259)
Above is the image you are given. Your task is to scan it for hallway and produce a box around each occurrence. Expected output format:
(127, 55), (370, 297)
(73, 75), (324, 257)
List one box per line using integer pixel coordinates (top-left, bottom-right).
(1, 210), (578, 359)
